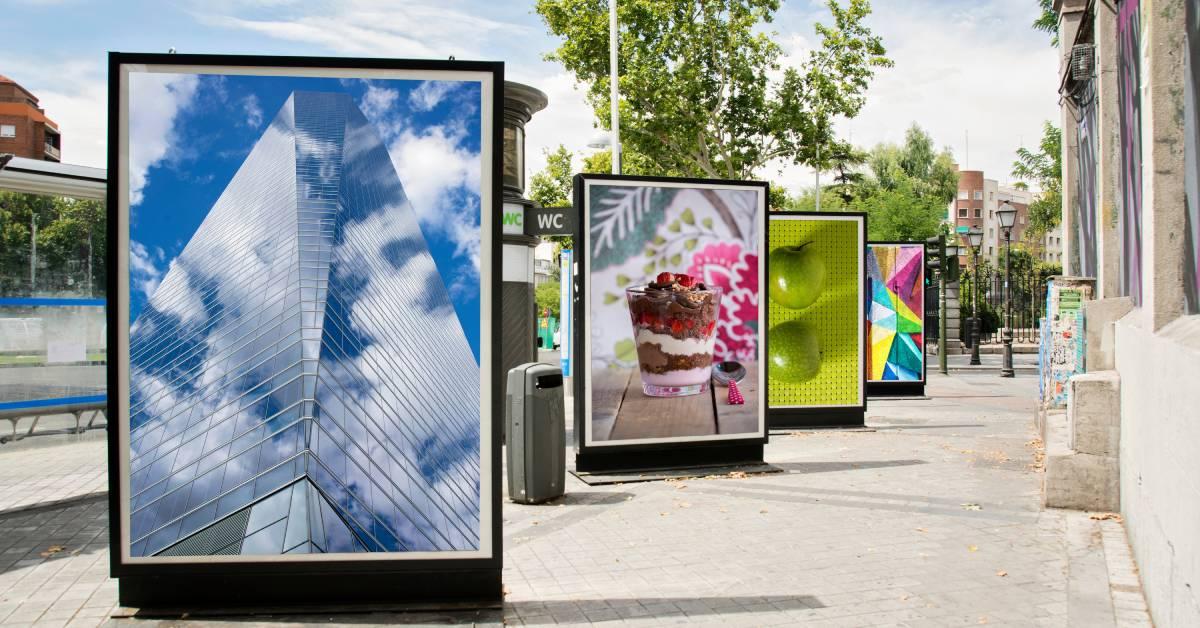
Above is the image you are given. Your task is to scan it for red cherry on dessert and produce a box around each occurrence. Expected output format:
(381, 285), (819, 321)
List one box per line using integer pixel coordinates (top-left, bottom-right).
(656, 271), (675, 284)
(676, 274), (695, 287)
(685, 319), (695, 329)
(671, 320), (683, 334)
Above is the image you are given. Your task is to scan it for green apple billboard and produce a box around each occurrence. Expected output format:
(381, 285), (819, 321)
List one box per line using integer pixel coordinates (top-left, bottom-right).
(766, 212), (866, 427)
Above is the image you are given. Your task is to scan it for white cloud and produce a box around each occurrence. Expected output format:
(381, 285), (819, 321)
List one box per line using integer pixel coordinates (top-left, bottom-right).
(241, 94), (263, 127)
(129, 240), (164, 298)
(520, 71), (599, 179)
(408, 81), (457, 112)
(202, 0), (525, 59)
(128, 72), (200, 205)
(386, 125), (481, 272)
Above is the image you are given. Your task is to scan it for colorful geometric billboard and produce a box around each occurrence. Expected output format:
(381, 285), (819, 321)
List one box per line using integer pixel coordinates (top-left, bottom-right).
(866, 243), (925, 382)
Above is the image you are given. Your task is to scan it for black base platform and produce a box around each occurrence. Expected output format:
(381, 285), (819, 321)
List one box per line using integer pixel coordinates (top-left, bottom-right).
(116, 567), (502, 608)
(768, 407), (865, 429)
(574, 442), (764, 474)
(866, 381), (926, 397)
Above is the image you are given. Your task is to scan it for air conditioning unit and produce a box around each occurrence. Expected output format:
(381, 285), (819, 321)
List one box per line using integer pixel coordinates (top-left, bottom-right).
(1070, 44), (1095, 82)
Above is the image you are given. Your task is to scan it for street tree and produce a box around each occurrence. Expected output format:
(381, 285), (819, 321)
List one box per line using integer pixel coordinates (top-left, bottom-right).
(1011, 120), (1063, 243)
(535, 0), (891, 180)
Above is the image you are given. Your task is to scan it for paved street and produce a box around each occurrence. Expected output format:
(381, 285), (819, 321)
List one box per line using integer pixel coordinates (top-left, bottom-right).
(0, 373), (1151, 626)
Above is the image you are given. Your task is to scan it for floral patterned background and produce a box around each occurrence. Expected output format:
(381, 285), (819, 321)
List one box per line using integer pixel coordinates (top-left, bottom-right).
(587, 183), (763, 369)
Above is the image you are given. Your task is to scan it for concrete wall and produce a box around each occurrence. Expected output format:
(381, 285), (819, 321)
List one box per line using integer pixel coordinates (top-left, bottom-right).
(1116, 314), (1200, 626)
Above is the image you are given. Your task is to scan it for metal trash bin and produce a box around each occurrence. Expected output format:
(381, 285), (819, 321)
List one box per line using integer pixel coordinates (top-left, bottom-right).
(506, 362), (565, 504)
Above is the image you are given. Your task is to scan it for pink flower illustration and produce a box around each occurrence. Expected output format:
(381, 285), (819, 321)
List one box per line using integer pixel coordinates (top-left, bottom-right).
(689, 244), (759, 361)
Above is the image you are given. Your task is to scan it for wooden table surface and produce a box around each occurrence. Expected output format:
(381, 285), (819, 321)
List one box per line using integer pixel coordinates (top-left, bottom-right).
(591, 362), (759, 442)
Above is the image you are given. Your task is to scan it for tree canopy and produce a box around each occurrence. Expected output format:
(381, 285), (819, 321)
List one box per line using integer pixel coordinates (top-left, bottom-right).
(1011, 120), (1063, 242)
(535, 0), (891, 180)
(0, 191), (105, 297)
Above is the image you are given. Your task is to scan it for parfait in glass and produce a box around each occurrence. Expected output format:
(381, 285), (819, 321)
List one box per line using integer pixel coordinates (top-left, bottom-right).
(626, 272), (723, 397)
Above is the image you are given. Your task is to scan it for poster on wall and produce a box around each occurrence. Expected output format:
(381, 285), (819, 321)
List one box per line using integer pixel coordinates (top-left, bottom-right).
(106, 53), (502, 606)
(573, 174), (767, 471)
(766, 212), (866, 427)
(865, 242), (925, 396)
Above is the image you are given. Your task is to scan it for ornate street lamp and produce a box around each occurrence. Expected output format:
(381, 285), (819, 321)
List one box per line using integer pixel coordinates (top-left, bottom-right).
(996, 203), (1017, 378)
(965, 227), (984, 365)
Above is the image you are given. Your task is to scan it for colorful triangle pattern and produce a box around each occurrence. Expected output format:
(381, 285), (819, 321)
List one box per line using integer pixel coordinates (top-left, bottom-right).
(866, 244), (925, 381)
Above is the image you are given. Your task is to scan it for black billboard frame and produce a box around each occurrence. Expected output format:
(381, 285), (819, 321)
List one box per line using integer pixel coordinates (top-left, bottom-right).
(865, 240), (928, 398)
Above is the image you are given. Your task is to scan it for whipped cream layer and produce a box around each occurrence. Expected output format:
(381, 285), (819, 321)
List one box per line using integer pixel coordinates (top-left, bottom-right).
(634, 328), (716, 355)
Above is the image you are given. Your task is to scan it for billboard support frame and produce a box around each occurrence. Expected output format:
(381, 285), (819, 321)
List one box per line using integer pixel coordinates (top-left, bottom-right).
(865, 240), (927, 399)
(765, 211), (868, 429)
(571, 173), (768, 473)
(105, 52), (504, 608)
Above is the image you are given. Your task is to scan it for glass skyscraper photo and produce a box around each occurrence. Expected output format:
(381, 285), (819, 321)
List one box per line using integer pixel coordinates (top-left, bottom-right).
(126, 91), (481, 557)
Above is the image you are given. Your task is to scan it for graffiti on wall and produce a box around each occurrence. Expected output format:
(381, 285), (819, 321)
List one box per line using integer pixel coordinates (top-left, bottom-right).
(1185, 0), (1200, 314)
(1076, 80), (1099, 279)
(1117, 0), (1144, 305)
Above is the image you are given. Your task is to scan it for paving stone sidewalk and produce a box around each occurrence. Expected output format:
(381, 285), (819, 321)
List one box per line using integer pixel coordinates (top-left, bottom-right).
(0, 374), (1151, 627)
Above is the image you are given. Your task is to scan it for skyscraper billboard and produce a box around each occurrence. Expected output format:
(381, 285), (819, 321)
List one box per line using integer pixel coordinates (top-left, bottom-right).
(107, 53), (501, 605)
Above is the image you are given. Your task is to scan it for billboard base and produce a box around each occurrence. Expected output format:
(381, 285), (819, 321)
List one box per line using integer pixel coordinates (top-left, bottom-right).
(574, 442), (764, 474)
(768, 407), (865, 429)
(116, 568), (502, 609)
(866, 381), (926, 398)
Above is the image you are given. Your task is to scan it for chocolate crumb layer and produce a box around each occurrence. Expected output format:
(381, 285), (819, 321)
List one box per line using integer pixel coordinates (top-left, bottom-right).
(635, 342), (713, 374)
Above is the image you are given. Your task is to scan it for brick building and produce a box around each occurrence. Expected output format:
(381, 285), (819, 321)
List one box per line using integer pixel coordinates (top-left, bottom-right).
(949, 167), (1062, 266)
(0, 75), (61, 162)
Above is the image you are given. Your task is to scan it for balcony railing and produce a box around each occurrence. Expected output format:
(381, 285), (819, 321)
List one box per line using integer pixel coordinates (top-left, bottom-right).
(43, 143), (60, 161)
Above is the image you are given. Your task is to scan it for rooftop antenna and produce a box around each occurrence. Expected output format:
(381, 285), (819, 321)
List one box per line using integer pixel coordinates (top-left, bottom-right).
(168, 48), (177, 54)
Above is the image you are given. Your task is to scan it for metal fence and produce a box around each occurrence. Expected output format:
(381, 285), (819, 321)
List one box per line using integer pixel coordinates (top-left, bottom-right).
(959, 267), (1048, 346)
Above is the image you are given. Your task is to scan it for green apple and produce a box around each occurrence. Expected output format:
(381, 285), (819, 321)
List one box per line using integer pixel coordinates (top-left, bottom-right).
(769, 242), (826, 310)
(768, 320), (821, 383)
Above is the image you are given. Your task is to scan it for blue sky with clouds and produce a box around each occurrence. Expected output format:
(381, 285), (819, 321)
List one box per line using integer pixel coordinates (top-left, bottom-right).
(2, 0), (1059, 193)
(125, 72), (484, 358)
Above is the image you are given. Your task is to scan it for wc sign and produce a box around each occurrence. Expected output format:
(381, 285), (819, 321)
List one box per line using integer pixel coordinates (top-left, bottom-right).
(525, 206), (575, 236)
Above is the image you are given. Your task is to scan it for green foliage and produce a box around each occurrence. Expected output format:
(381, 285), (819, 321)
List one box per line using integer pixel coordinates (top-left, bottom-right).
(528, 145), (575, 209)
(1011, 121), (1063, 242)
(0, 191), (105, 296)
(535, 0), (891, 180)
(1033, 0), (1059, 46)
(776, 123), (958, 242)
(535, 279), (561, 318)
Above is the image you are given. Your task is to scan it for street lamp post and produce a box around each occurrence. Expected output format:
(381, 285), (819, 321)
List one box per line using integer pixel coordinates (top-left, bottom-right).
(997, 203), (1017, 378)
(965, 227), (983, 366)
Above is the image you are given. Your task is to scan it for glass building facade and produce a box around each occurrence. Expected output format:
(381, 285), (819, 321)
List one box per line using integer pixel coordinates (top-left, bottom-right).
(127, 91), (481, 557)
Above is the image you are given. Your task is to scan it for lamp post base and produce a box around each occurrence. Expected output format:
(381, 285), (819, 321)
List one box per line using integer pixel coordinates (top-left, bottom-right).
(969, 318), (982, 366)
(1000, 328), (1014, 378)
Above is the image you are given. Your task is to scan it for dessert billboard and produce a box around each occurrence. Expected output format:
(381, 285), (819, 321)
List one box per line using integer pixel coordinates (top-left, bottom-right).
(573, 175), (767, 461)
(766, 212), (866, 426)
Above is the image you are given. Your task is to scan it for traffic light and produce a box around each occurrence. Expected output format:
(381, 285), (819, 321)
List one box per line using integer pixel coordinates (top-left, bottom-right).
(925, 235), (944, 278)
(945, 252), (961, 283)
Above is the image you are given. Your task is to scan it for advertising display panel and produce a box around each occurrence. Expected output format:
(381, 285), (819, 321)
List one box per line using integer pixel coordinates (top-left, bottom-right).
(574, 174), (767, 471)
(107, 53), (502, 606)
(766, 212), (866, 427)
(865, 242), (926, 396)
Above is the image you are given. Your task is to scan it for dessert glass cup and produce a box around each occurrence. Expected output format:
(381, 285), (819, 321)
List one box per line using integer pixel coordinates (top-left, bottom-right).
(625, 285), (723, 397)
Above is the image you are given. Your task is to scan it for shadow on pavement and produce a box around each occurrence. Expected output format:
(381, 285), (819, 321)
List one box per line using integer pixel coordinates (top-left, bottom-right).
(773, 459), (927, 474)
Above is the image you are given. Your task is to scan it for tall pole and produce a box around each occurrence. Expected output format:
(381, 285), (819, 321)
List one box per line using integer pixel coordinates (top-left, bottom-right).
(939, 262), (948, 375)
(970, 247), (981, 365)
(87, 227), (94, 298)
(814, 143), (821, 212)
(30, 213), (37, 294)
(609, 0), (621, 175)
(1001, 229), (1014, 377)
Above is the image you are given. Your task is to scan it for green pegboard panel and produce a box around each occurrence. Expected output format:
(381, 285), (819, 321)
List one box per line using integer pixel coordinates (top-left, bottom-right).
(767, 215), (863, 407)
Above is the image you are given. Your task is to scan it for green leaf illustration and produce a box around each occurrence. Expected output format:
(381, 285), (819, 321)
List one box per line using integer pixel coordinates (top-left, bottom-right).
(614, 339), (637, 364)
(669, 220), (681, 233)
(669, 253), (682, 266)
(684, 238), (698, 251)
(643, 261), (656, 274)
(681, 208), (695, 225)
(653, 235), (666, 245)
(603, 292), (619, 305)
(616, 274), (631, 287)
(702, 217), (714, 229)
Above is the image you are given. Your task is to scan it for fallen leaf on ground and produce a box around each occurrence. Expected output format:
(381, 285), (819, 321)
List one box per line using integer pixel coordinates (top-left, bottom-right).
(1090, 512), (1122, 522)
(968, 545), (979, 552)
(759, 508), (769, 514)
(961, 503), (983, 511)
(996, 570), (1008, 577)
(915, 527), (927, 533)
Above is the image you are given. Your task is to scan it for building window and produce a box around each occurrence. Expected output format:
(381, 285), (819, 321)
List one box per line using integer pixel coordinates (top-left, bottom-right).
(0, 125), (15, 138)
(974, 190), (983, 200)
(989, 228), (994, 239)
(1019, 215), (1025, 225)
(989, 191), (994, 200)
(958, 208), (968, 218)
(989, 210), (995, 220)
(988, 246), (994, 256)
(974, 208), (982, 218)
(958, 190), (968, 200)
